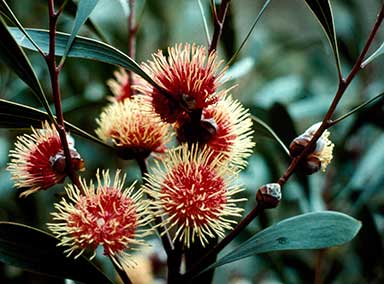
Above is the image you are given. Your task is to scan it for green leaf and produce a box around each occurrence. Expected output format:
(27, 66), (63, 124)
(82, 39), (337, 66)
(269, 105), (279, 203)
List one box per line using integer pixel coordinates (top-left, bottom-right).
(207, 211), (361, 270)
(61, 0), (100, 64)
(303, 0), (341, 74)
(250, 114), (290, 156)
(0, 99), (113, 150)
(0, 15), (54, 121)
(228, 0), (271, 65)
(9, 28), (163, 92)
(361, 41), (384, 68)
(0, 222), (115, 284)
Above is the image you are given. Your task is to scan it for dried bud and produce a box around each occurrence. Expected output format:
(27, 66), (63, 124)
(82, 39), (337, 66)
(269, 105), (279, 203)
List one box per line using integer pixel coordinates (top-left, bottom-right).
(50, 149), (85, 174)
(289, 134), (314, 157)
(256, 183), (281, 209)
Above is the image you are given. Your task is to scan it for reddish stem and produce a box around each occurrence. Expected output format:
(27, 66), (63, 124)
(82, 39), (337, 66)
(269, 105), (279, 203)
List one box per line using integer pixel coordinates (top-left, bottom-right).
(209, 0), (231, 53)
(127, 0), (137, 96)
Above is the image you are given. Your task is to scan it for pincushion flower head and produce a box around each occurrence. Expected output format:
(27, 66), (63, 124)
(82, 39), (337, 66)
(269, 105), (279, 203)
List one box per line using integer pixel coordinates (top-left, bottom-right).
(7, 121), (84, 197)
(48, 169), (152, 268)
(95, 96), (172, 159)
(135, 43), (228, 123)
(176, 94), (255, 168)
(289, 122), (334, 173)
(142, 144), (246, 247)
(107, 68), (138, 102)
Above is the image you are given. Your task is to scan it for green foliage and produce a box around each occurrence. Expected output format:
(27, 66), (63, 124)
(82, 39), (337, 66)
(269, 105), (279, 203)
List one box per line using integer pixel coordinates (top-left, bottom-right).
(207, 211), (361, 270)
(0, 222), (114, 284)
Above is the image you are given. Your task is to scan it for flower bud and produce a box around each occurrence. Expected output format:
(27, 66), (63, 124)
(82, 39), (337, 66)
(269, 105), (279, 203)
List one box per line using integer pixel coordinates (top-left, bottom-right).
(256, 183), (281, 209)
(300, 156), (321, 175)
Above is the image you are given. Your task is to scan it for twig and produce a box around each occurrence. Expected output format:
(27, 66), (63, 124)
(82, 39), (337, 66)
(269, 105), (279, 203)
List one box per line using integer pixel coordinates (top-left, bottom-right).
(127, 0), (137, 96)
(45, 0), (82, 190)
(209, 0), (231, 53)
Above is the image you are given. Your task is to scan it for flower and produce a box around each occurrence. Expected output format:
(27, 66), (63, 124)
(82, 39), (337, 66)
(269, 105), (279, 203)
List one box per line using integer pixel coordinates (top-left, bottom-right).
(7, 121), (84, 197)
(135, 43), (228, 123)
(289, 122), (334, 172)
(107, 68), (137, 102)
(176, 94), (255, 168)
(142, 144), (245, 247)
(95, 97), (172, 159)
(48, 169), (152, 268)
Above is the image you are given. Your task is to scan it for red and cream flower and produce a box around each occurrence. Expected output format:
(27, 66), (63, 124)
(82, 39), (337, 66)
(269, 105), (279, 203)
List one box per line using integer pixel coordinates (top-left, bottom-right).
(7, 121), (84, 197)
(107, 68), (138, 102)
(176, 94), (255, 168)
(95, 97), (172, 159)
(142, 144), (246, 247)
(135, 43), (228, 123)
(48, 169), (152, 268)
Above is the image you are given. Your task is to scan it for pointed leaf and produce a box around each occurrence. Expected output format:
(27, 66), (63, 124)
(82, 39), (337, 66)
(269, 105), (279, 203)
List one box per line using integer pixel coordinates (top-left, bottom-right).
(207, 211), (361, 270)
(0, 222), (114, 284)
(61, 0), (100, 63)
(362, 41), (384, 67)
(0, 16), (54, 120)
(0, 99), (113, 149)
(303, 0), (341, 73)
(9, 28), (163, 92)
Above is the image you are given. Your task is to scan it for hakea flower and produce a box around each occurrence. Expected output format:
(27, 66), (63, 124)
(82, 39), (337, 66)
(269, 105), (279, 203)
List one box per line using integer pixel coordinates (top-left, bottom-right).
(142, 144), (246, 248)
(95, 96), (172, 159)
(289, 122), (334, 173)
(7, 121), (84, 197)
(48, 169), (152, 268)
(107, 68), (137, 102)
(176, 94), (255, 168)
(135, 43), (228, 123)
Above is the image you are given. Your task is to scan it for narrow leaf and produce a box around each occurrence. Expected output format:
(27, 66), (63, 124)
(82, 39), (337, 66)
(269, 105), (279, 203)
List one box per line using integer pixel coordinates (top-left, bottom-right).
(361, 41), (384, 67)
(207, 211), (361, 270)
(61, 0), (100, 64)
(228, 0), (271, 65)
(0, 222), (114, 284)
(303, 0), (341, 74)
(0, 99), (113, 150)
(9, 28), (163, 92)
(0, 16), (54, 121)
(251, 114), (290, 156)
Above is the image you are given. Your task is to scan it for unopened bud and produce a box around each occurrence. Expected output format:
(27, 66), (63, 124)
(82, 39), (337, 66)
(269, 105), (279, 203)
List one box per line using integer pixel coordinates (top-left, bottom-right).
(256, 183), (281, 209)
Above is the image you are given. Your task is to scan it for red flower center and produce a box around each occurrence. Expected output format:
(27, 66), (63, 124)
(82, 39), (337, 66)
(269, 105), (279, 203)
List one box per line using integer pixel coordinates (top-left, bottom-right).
(160, 162), (227, 227)
(68, 187), (137, 255)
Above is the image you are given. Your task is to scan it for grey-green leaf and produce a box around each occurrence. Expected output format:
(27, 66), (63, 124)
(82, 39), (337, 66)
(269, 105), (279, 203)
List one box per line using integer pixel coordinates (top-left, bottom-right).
(61, 0), (100, 64)
(0, 16), (54, 121)
(9, 28), (163, 91)
(208, 211), (361, 270)
(0, 222), (115, 284)
(304, 0), (341, 74)
(361, 41), (384, 67)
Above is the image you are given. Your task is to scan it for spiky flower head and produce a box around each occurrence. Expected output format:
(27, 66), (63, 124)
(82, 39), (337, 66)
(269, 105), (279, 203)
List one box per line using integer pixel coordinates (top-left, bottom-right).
(48, 169), (152, 268)
(95, 97), (172, 159)
(142, 144), (246, 248)
(176, 94), (255, 168)
(107, 68), (138, 102)
(135, 43), (228, 123)
(7, 121), (84, 197)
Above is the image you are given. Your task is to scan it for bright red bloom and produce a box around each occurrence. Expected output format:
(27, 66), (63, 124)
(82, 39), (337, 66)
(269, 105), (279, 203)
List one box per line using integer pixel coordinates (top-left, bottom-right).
(135, 43), (228, 123)
(142, 144), (245, 247)
(7, 121), (84, 197)
(48, 170), (152, 268)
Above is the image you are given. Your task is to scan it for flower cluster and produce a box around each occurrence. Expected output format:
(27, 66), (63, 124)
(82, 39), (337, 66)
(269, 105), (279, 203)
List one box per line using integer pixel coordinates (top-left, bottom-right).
(7, 121), (84, 197)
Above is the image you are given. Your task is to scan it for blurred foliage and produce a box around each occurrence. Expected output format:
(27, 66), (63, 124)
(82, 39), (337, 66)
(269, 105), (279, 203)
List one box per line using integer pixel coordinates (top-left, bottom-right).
(0, 0), (383, 283)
